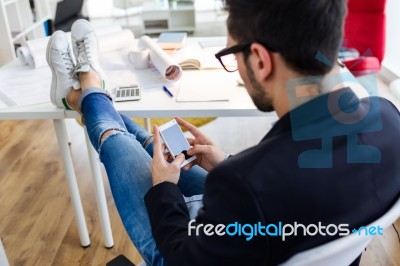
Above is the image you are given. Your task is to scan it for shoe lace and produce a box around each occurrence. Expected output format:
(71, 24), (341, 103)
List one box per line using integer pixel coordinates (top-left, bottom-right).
(76, 38), (91, 65)
(61, 50), (76, 80)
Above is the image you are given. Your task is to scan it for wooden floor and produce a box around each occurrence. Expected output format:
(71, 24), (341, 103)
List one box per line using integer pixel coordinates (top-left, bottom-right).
(0, 119), (142, 265)
(0, 117), (399, 266)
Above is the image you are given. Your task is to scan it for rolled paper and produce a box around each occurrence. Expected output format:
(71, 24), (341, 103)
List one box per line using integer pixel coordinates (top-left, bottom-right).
(98, 29), (135, 54)
(25, 36), (50, 68)
(16, 46), (29, 65)
(95, 25), (123, 36)
(138, 35), (182, 82)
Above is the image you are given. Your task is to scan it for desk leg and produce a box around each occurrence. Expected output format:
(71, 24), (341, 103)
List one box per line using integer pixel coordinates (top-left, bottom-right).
(144, 118), (151, 132)
(53, 119), (91, 247)
(65, 119), (72, 145)
(84, 128), (114, 248)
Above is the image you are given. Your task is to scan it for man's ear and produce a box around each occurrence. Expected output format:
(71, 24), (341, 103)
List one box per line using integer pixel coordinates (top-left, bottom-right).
(248, 43), (272, 81)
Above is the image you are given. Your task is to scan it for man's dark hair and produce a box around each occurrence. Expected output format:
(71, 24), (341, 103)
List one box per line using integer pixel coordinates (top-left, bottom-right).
(225, 0), (347, 75)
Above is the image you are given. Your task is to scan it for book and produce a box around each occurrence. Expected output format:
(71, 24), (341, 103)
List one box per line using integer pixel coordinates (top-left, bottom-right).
(171, 43), (225, 70)
(157, 32), (187, 49)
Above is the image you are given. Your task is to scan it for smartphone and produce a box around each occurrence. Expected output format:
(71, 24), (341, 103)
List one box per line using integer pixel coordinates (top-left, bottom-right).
(106, 254), (135, 266)
(158, 119), (197, 168)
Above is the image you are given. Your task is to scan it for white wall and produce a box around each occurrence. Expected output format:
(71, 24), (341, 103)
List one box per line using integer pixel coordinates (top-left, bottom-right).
(382, 0), (400, 77)
(86, 0), (114, 17)
(85, 0), (399, 75)
(86, 0), (217, 18)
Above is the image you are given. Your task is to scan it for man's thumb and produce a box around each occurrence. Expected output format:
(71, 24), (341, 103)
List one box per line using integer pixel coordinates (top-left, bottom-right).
(173, 153), (186, 166)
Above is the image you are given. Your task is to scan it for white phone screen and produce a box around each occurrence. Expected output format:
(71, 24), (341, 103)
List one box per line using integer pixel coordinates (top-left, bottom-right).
(161, 123), (190, 156)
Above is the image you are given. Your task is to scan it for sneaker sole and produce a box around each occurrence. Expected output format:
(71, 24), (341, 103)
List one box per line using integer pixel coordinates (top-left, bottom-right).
(46, 32), (73, 109)
(46, 33), (57, 107)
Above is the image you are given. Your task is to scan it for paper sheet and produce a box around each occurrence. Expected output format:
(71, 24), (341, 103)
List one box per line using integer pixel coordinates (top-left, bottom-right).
(138, 35), (182, 82)
(176, 70), (234, 102)
(0, 66), (51, 109)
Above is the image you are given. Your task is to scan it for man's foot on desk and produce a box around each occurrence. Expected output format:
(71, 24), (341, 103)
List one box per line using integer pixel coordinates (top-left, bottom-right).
(46, 30), (80, 109)
(71, 19), (107, 90)
(66, 70), (110, 112)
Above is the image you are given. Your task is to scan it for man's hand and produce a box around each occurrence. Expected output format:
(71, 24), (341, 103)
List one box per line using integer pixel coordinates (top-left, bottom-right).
(151, 125), (186, 186)
(175, 117), (226, 172)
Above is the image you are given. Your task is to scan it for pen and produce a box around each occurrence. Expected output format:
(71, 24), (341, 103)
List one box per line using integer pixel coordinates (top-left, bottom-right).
(163, 85), (174, 97)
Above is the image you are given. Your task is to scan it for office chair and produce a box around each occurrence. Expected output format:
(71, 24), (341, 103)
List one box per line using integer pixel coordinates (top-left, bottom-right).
(342, 0), (387, 76)
(280, 196), (400, 266)
(54, 0), (89, 32)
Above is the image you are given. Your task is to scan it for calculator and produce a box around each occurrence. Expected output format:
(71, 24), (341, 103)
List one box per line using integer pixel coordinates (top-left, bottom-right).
(114, 85), (141, 102)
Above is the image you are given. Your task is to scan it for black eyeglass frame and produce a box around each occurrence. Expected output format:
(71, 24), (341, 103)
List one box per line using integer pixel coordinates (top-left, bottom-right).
(215, 41), (277, 72)
(214, 42), (251, 72)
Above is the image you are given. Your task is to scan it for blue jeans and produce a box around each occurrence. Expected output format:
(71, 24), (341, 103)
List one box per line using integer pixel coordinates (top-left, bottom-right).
(80, 88), (207, 266)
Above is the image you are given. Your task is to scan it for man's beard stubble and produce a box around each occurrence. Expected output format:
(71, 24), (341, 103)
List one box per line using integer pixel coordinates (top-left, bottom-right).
(245, 62), (275, 112)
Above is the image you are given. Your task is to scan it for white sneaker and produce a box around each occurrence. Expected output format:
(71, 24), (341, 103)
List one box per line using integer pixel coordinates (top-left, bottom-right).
(71, 19), (107, 90)
(46, 30), (80, 109)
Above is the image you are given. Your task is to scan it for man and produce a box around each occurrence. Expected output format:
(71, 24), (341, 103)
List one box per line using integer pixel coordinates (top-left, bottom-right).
(47, 0), (400, 265)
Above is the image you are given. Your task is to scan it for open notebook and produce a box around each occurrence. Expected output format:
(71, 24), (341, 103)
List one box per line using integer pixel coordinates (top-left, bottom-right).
(171, 44), (225, 70)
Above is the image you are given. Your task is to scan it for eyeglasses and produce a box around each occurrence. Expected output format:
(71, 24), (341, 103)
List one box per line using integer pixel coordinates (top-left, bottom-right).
(215, 41), (276, 72)
(215, 42), (252, 72)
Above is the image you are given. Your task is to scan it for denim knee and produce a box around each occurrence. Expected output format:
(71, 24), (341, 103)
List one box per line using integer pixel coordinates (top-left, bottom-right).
(97, 131), (137, 162)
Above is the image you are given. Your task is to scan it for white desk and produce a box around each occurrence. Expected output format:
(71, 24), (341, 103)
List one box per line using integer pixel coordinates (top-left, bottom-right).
(65, 71), (264, 118)
(0, 37), (267, 250)
(65, 37), (265, 119)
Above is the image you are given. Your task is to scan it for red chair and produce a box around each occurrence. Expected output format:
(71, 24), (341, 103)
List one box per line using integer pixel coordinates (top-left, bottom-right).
(342, 0), (387, 76)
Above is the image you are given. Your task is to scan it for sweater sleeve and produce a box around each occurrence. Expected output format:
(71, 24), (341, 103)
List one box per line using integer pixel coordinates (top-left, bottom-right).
(144, 164), (269, 266)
